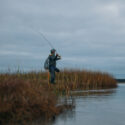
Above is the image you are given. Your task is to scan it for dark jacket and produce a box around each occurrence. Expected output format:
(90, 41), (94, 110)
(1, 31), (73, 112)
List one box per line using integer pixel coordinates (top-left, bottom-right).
(49, 54), (61, 67)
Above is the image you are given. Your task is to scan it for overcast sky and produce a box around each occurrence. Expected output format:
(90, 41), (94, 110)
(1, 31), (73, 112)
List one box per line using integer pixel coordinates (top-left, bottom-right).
(0, 0), (125, 78)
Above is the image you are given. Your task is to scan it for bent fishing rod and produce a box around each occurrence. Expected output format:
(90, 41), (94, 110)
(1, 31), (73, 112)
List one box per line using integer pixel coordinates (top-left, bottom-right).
(38, 31), (54, 49)
(30, 27), (61, 56)
(30, 26), (54, 49)
(38, 31), (61, 56)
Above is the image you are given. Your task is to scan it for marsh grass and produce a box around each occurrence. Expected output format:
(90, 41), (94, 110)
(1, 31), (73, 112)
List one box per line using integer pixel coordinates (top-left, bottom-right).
(56, 70), (117, 92)
(0, 69), (117, 124)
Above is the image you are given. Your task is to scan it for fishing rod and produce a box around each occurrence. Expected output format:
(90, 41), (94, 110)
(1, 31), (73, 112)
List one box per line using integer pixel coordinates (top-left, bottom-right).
(38, 31), (55, 49)
(30, 26), (55, 49)
(30, 27), (61, 58)
(38, 31), (61, 58)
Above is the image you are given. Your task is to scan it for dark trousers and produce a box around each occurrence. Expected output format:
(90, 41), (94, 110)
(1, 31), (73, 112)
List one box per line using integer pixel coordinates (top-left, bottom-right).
(49, 66), (60, 84)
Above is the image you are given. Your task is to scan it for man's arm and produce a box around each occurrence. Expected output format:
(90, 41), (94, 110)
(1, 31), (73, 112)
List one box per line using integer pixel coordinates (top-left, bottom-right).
(56, 56), (61, 60)
(55, 54), (61, 60)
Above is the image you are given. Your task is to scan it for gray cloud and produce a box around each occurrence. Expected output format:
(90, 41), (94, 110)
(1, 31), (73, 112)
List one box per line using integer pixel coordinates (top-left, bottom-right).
(1, 0), (125, 78)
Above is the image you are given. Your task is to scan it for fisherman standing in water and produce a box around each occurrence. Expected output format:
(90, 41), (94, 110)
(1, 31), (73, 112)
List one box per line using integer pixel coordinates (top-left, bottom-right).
(44, 49), (61, 84)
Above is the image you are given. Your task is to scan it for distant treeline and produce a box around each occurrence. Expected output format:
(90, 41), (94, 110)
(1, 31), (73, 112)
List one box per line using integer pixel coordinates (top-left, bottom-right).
(116, 79), (125, 83)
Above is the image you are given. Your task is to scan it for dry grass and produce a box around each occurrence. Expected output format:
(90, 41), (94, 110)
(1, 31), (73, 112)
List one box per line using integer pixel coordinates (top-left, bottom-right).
(0, 69), (117, 124)
(0, 76), (65, 124)
(56, 69), (117, 92)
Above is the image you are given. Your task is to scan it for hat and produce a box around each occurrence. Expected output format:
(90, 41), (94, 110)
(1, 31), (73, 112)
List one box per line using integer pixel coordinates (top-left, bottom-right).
(51, 49), (56, 53)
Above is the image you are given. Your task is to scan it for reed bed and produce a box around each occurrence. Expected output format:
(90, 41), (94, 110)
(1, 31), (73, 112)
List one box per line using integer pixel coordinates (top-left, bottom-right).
(55, 70), (117, 92)
(0, 76), (68, 124)
(0, 69), (117, 124)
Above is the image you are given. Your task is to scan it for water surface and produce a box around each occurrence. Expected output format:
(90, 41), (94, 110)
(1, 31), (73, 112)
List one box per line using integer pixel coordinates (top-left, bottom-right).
(34, 84), (125, 125)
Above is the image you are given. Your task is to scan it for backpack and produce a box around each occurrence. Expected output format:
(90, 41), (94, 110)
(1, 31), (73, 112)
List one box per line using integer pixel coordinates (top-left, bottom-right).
(44, 56), (49, 70)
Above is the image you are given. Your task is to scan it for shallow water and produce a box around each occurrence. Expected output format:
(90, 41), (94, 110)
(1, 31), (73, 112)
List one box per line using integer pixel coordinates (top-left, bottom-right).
(34, 84), (125, 125)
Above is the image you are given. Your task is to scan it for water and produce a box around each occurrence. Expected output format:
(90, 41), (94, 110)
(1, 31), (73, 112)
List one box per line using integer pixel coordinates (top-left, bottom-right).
(33, 84), (125, 125)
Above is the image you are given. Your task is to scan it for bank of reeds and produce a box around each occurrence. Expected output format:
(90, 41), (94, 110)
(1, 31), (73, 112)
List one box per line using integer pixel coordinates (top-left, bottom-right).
(55, 70), (117, 92)
(0, 69), (117, 124)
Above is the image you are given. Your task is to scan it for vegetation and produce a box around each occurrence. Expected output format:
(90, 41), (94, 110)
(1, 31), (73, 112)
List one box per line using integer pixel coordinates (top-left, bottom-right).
(0, 69), (117, 124)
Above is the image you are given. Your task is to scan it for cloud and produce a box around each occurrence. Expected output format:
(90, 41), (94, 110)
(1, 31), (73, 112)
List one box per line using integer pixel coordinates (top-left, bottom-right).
(0, 0), (125, 78)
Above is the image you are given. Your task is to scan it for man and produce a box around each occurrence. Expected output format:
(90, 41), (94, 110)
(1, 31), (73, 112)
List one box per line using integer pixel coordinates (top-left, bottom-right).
(48, 49), (61, 84)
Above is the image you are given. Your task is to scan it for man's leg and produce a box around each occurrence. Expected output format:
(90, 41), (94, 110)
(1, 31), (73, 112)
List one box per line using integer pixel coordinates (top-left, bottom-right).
(49, 67), (55, 84)
(55, 67), (60, 72)
(54, 67), (60, 82)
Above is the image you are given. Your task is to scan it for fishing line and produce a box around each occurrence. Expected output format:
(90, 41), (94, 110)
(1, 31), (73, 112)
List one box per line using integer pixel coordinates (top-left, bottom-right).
(29, 26), (62, 66)
(30, 26), (55, 49)
(38, 31), (55, 49)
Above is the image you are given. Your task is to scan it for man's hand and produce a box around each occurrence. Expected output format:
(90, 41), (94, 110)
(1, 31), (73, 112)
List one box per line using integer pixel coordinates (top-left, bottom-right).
(56, 53), (59, 56)
(56, 53), (61, 59)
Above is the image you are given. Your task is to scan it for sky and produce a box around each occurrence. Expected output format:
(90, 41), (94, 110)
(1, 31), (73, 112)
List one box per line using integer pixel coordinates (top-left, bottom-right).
(0, 0), (125, 78)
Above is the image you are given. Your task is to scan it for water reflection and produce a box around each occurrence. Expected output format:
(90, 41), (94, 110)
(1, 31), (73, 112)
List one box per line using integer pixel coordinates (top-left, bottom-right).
(30, 107), (75, 125)
(32, 84), (125, 125)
